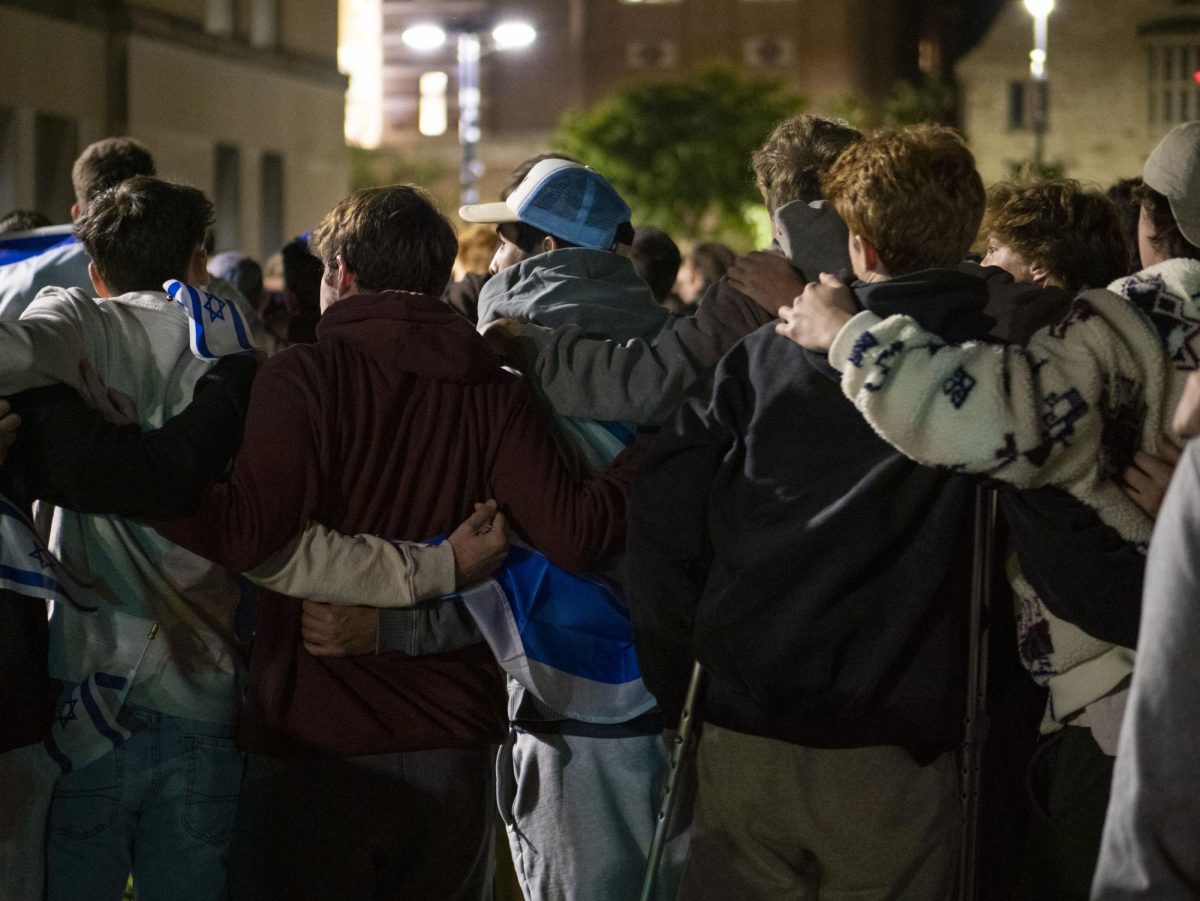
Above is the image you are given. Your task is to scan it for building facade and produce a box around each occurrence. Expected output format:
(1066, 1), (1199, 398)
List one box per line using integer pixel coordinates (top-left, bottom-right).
(342, 0), (955, 207)
(958, 0), (1199, 186)
(0, 0), (348, 259)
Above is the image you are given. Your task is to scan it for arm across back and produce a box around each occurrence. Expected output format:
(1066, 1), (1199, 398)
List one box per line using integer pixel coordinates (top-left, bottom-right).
(504, 280), (772, 426)
(827, 293), (1167, 491)
(246, 525), (455, 608)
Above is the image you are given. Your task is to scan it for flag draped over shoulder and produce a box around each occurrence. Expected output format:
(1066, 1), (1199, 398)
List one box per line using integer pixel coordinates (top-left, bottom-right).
(0, 495), (93, 614)
(165, 280), (256, 360)
(452, 542), (657, 724)
(0, 495), (158, 773)
(0, 226), (75, 267)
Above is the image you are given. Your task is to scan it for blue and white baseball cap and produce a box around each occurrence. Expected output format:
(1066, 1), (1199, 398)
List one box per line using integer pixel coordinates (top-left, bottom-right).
(460, 158), (632, 251)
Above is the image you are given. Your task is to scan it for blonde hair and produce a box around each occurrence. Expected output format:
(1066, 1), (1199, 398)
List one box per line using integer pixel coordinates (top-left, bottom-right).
(822, 124), (985, 275)
(454, 223), (499, 280)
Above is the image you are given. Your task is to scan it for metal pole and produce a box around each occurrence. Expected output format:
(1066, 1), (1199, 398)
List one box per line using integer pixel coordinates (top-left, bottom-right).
(640, 660), (705, 901)
(457, 32), (482, 206)
(1030, 13), (1049, 169)
(958, 484), (997, 901)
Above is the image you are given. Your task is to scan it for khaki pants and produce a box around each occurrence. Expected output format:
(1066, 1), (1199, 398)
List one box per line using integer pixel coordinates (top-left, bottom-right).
(678, 724), (960, 901)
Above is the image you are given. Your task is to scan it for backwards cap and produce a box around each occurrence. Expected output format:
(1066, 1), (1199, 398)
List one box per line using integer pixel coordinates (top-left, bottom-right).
(1144, 121), (1200, 248)
(459, 159), (632, 252)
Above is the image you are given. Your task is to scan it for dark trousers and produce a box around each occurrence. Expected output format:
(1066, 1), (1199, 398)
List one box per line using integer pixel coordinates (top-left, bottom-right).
(1017, 725), (1114, 901)
(228, 745), (495, 901)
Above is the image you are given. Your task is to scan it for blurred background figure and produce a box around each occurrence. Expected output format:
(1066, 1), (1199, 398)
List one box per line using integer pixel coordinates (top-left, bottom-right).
(630, 225), (684, 313)
(445, 223), (498, 323)
(280, 236), (323, 346)
(0, 211), (52, 236)
(1106, 177), (1144, 276)
(677, 242), (736, 310)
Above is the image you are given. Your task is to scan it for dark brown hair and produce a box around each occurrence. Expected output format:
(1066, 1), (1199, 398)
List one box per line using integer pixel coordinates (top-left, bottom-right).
(1135, 183), (1200, 262)
(75, 176), (212, 295)
(72, 137), (156, 210)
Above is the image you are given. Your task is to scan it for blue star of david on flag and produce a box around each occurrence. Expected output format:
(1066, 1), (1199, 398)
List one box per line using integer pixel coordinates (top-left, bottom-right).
(56, 697), (78, 729)
(28, 546), (57, 570)
(204, 294), (227, 322)
(164, 280), (256, 360)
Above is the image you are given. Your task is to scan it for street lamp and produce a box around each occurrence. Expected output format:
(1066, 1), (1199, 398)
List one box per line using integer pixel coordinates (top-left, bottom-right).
(1023, 0), (1054, 169)
(402, 18), (537, 205)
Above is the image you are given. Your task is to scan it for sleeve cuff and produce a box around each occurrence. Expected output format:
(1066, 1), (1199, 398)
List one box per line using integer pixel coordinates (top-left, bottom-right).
(409, 541), (456, 601)
(828, 310), (884, 373)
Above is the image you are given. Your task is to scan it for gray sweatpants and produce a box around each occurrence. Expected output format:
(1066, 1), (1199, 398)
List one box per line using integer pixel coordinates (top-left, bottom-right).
(496, 728), (688, 901)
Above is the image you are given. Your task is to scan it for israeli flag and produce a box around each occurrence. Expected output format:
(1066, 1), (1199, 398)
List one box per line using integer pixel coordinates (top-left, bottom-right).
(0, 225), (75, 267)
(164, 280), (256, 360)
(42, 611), (159, 775)
(44, 671), (133, 774)
(0, 496), (95, 613)
(452, 542), (656, 724)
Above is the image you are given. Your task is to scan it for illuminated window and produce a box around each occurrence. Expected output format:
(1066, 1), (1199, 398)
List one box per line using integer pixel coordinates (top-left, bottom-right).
(419, 71), (449, 137)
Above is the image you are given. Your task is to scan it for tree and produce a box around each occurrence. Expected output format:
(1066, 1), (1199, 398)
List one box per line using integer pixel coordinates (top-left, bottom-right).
(554, 69), (803, 247)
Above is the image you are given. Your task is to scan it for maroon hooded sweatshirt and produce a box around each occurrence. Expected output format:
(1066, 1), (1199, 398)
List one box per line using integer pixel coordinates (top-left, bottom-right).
(158, 291), (630, 757)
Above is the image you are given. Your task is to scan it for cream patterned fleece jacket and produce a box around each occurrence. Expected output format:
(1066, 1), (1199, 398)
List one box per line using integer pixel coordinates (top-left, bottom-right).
(827, 258), (1200, 725)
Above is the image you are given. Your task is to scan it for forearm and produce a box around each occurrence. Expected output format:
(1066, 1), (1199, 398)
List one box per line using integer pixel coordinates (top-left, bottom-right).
(513, 284), (770, 426)
(830, 299), (1151, 488)
(246, 523), (456, 607)
(11, 355), (254, 519)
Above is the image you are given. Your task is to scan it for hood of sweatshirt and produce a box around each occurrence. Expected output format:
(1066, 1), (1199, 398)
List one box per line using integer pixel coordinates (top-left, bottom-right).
(476, 247), (669, 341)
(315, 290), (501, 383)
(773, 199), (852, 280)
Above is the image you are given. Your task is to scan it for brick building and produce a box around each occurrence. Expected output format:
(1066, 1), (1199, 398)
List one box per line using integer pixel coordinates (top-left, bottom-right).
(342, 0), (961, 204)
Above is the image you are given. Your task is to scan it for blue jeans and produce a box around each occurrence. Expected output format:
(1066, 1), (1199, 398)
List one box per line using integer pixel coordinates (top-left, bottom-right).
(46, 703), (243, 901)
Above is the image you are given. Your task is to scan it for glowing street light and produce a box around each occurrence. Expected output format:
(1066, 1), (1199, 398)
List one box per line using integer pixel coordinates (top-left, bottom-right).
(492, 21), (537, 51)
(402, 18), (537, 205)
(401, 22), (447, 51)
(1022, 0), (1054, 167)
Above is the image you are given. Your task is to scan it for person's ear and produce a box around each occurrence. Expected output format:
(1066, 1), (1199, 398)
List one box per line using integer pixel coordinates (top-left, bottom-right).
(186, 244), (209, 285)
(88, 261), (110, 298)
(335, 255), (357, 295)
(70, 201), (82, 222)
(850, 233), (881, 272)
(541, 236), (558, 253)
(1028, 262), (1052, 285)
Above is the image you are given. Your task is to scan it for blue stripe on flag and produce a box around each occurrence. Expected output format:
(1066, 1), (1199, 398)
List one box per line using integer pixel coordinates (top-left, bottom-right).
(0, 564), (97, 612)
(594, 420), (636, 447)
(44, 732), (73, 775)
(492, 545), (641, 685)
(0, 233), (75, 266)
(80, 678), (127, 748)
(226, 297), (252, 350)
(186, 284), (215, 359)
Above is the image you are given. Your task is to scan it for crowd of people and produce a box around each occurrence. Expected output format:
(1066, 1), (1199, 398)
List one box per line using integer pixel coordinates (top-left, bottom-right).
(0, 112), (1198, 901)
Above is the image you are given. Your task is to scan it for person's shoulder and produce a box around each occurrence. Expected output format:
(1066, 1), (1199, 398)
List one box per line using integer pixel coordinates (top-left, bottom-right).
(22, 285), (97, 319)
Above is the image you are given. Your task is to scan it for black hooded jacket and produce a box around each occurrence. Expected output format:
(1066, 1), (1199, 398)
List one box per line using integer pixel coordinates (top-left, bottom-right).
(629, 268), (999, 760)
